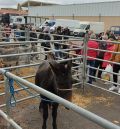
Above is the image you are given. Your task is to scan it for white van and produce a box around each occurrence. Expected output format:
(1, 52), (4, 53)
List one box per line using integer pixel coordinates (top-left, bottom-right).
(39, 19), (80, 34)
(10, 16), (25, 26)
(73, 21), (104, 37)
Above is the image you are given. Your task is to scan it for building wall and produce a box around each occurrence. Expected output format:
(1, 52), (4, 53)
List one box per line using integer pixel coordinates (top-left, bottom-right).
(46, 16), (120, 31)
(29, 2), (120, 16)
(29, 1), (120, 31)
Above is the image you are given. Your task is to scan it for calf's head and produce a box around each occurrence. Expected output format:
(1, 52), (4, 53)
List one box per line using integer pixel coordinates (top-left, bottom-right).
(50, 61), (72, 101)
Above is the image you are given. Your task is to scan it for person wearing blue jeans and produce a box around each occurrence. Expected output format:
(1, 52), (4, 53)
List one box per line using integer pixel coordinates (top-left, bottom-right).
(82, 34), (98, 84)
(87, 60), (95, 84)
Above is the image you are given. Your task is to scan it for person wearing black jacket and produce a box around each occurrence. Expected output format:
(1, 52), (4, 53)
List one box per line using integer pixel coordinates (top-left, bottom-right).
(53, 26), (62, 58)
(42, 27), (51, 60)
(20, 25), (25, 41)
(62, 27), (70, 57)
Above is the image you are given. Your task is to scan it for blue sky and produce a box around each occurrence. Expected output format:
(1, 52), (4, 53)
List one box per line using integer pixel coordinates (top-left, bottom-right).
(0, 0), (119, 8)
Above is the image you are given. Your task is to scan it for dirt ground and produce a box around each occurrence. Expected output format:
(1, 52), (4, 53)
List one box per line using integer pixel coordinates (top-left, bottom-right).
(0, 67), (120, 129)
(0, 85), (120, 129)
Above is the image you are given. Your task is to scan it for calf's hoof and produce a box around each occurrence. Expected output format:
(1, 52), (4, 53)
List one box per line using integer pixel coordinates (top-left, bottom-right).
(42, 125), (46, 129)
(53, 123), (57, 129)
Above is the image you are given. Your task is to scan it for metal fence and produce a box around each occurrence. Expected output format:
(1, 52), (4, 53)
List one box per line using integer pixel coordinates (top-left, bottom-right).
(0, 69), (120, 129)
(0, 30), (120, 128)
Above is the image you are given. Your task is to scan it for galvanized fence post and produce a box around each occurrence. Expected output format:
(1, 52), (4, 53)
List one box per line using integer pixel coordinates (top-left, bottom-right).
(82, 32), (89, 92)
(25, 27), (31, 63)
(25, 27), (30, 42)
(4, 74), (11, 129)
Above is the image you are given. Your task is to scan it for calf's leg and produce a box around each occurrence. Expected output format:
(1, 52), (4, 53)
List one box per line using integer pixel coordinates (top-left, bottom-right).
(52, 103), (58, 129)
(42, 102), (48, 129)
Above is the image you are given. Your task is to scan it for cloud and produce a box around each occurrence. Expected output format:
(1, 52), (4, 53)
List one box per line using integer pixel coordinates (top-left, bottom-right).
(0, 0), (17, 5)
(0, 0), (26, 8)
(0, 0), (17, 8)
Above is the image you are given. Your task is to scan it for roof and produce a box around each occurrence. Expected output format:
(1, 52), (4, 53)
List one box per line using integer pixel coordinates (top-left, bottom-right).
(21, 0), (58, 7)
(21, 0), (120, 6)
(61, 0), (120, 5)
(0, 9), (28, 15)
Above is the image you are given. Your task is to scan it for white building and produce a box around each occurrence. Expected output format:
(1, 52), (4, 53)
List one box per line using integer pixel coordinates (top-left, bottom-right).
(22, 0), (120, 30)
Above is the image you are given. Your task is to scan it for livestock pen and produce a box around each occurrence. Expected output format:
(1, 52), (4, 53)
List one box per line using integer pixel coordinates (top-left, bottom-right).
(0, 30), (120, 129)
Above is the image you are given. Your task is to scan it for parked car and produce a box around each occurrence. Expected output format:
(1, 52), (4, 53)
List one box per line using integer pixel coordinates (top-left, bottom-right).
(10, 16), (25, 26)
(39, 19), (80, 35)
(110, 26), (120, 36)
(73, 21), (104, 37)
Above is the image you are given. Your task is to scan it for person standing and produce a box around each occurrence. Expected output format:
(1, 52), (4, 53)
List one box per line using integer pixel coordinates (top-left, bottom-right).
(93, 35), (107, 78)
(53, 26), (62, 58)
(43, 27), (51, 60)
(109, 37), (120, 93)
(86, 34), (99, 84)
(102, 37), (115, 70)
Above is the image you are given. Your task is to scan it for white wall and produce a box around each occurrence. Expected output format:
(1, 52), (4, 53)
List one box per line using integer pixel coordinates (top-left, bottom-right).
(29, 1), (120, 17)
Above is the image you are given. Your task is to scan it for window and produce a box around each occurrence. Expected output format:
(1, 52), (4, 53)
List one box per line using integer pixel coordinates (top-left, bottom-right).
(15, 18), (22, 22)
(115, 27), (120, 31)
(111, 27), (115, 31)
(79, 24), (87, 29)
(10, 19), (13, 23)
(48, 21), (55, 27)
(110, 26), (120, 35)
(111, 26), (120, 31)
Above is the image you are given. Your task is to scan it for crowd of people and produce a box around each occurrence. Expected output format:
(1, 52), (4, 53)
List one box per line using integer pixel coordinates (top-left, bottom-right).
(38, 24), (120, 94)
(0, 22), (120, 94)
(79, 30), (120, 93)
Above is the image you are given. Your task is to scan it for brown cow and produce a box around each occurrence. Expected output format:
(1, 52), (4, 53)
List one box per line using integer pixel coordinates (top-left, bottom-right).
(35, 59), (72, 129)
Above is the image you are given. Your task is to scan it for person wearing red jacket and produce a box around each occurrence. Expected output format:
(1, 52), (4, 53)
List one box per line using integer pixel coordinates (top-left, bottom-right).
(102, 38), (115, 69)
(86, 34), (99, 84)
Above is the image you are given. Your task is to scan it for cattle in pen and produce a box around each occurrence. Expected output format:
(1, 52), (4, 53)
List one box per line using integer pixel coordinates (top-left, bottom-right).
(0, 46), (32, 67)
(35, 57), (72, 129)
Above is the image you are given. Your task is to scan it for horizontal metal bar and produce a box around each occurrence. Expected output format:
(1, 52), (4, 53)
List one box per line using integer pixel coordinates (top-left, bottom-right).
(91, 39), (120, 44)
(30, 31), (83, 40)
(87, 74), (120, 87)
(0, 94), (40, 108)
(0, 30), (83, 40)
(0, 69), (120, 129)
(0, 36), (26, 40)
(85, 81), (120, 96)
(0, 38), (81, 45)
(0, 72), (81, 87)
(87, 56), (120, 65)
(0, 86), (29, 96)
(0, 47), (83, 58)
(88, 47), (120, 54)
(0, 30), (25, 33)
(87, 65), (120, 76)
(0, 56), (82, 72)
(0, 80), (81, 97)
(72, 82), (82, 86)
(0, 44), (22, 47)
